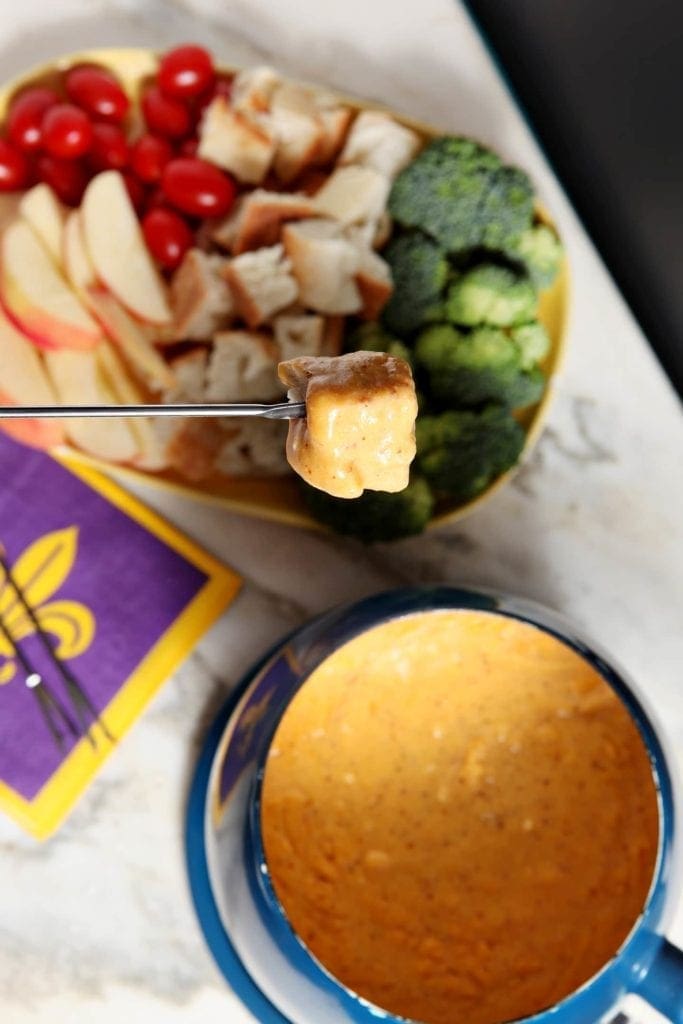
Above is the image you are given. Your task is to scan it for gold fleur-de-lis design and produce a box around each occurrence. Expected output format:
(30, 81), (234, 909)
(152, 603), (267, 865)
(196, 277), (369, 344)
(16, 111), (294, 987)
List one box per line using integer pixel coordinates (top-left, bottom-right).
(0, 527), (95, 685)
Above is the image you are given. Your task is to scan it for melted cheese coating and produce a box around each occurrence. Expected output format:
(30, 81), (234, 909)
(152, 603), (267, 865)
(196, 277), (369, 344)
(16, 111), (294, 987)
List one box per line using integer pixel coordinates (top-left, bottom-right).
(279, 351), (417, 498)
(261, 610), (659, 1024)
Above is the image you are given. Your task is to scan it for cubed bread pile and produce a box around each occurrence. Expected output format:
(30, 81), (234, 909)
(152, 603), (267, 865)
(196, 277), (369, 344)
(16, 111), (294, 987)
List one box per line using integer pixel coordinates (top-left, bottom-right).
(159, 66), (421, 479)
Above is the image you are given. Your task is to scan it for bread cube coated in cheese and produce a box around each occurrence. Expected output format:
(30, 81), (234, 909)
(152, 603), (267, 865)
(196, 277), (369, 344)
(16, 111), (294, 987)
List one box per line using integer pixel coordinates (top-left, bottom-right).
(279, 351), (418, 499)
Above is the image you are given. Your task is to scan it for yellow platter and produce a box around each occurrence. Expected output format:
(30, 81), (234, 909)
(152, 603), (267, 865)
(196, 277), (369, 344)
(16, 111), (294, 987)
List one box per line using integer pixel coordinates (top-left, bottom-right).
(0, 48), (570, 532)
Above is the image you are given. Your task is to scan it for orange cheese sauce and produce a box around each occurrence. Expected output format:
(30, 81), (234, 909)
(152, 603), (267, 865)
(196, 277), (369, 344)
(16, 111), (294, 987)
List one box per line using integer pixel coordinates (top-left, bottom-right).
(261, 610), (659, 1024)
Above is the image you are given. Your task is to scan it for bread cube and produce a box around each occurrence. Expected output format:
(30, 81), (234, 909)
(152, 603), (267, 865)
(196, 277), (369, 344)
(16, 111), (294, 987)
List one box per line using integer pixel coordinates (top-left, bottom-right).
(282, 83), (352, 165)
(213, 190), (319, 255)
(339, 110), (421, 180)
(315, 106), (353, 165)
(169, 249), (234, 341)
(355, 248), (393, 320)
(269, 84), (324, 183)
(223, 244), (298, 327)
(151, 417), (224, 481)
(198, 97), (275, 184)
(273, 313), (325, 362)
(345, 210), (392, 251)
(207, 330), (281, 402)
(162, 347), (208, 403)
(282, 219), (361, 314)
(216, 418), (289, 477)
(231, 66), (281, 114)
(313, 165), (389, 226)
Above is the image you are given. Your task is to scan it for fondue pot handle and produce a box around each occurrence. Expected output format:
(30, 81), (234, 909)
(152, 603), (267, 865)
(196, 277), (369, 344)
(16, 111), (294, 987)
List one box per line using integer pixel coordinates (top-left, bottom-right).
(635, 938), (683, 1022)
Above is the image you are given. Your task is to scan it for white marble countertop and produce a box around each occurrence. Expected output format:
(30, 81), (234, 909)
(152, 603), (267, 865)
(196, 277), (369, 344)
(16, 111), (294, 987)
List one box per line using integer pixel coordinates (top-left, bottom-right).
(1, 1), (681, 1021)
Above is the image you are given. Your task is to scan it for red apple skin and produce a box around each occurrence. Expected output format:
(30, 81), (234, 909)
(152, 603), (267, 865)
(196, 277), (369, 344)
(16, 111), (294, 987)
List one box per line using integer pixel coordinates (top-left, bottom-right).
(0, 390), (64, 449)
(0, 291), (57, 350)
(0, 304), (65, 448)
(0, 263), (101, 351)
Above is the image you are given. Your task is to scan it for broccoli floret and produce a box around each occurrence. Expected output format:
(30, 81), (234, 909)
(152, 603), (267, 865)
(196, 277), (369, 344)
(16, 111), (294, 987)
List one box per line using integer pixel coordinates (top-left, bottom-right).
(416, 407), (525, 502)
(415, 324), (545, 409)
(381, 232), (449, 337)
(446, 264), (538, 327)
(510, 321), (551, 369)
(302, 476), (434, 542)
(508, 223), (563, 288)
(480, 165), (536, 251)
(349, 321), (413, 366)
(389, 137), (534, 255)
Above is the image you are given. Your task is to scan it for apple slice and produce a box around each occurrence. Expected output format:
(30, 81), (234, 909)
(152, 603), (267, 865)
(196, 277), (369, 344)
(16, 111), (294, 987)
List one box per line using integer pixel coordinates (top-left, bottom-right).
(20, 183), (67, 266)
(0, 305), (64, 449)
(86, 286), (176, 392)
(43, 347), (140, 464)
(63, 209), (96, 299)
(0, 219), (101, 351)
(64, 213), (166, 352)
(97, 341), (168, 471)
(81, 171), (171, 325)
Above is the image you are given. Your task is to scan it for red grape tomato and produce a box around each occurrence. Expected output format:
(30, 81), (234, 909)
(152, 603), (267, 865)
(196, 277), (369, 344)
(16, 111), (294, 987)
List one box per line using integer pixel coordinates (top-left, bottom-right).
(42, 104), (93, 160)
(158, 45), (214, 100)
(65, 65), (129, 123)
(142, 206), (193, 269)
(161, 157), (236, 218)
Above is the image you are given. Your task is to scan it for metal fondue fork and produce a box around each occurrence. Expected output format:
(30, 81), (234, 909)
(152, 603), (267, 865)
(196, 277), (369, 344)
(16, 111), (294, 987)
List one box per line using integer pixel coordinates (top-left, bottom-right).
(0, 402), (305, 420)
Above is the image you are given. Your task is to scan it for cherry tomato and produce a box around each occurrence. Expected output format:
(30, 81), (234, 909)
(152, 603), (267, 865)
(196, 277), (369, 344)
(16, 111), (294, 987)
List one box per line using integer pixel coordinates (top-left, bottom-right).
(42, 104), (93, 159)
(130, 133), (173, 184)
(161, 157), (236, 218)
(89, 123), (128, 171)
(158, 45), (214, 100)
(121, 171), (147, 214)
(178, 136), (199, 157)
(142, 207), (193, 269)
(141, 85), (191, 139)
(6, 86), (59, 153)
(65, 65), (129, 124)
(0, 140), (29, 191)
(36, 155), (89, 206)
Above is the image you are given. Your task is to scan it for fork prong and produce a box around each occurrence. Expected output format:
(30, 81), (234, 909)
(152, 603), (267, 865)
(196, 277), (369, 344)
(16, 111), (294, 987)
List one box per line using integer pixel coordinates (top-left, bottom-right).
(0, 611), (79, 750)
(0, 551), (111, 747)
(33, 683), (67, 753)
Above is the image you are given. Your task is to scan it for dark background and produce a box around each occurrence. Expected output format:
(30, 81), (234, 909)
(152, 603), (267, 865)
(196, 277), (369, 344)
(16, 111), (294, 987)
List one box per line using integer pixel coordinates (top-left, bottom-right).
(465, 0), (683, 397)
